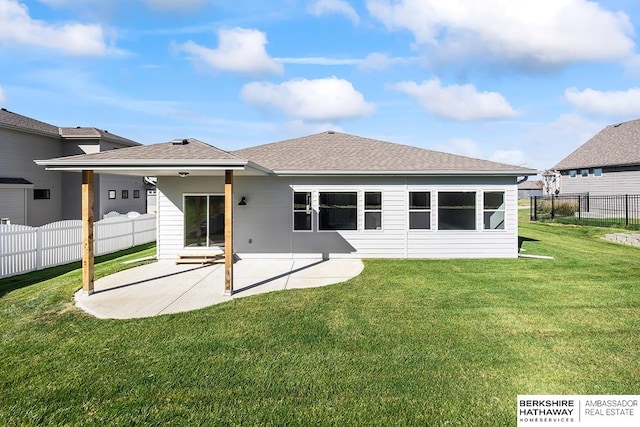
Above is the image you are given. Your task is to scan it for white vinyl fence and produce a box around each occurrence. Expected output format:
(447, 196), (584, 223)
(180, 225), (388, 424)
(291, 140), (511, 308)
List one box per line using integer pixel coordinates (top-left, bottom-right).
(0, 213), (156, 279)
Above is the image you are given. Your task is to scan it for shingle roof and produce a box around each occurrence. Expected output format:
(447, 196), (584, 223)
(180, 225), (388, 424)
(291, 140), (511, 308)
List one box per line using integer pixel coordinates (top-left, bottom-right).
(554, 119), (640, 170)
(233, 131), (534, 173)
(518, 180), (543, 190)
(1, 108), (139, 146)
(59, 127), (139, 146)
(0, 177), (33, 185)
(48, 138), (242, 163)
(0, 108), (59, 136)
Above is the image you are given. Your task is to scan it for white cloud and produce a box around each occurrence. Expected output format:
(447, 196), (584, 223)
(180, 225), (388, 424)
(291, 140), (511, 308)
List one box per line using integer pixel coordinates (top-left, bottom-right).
(0, 85), (5, 102)
(241, 77), (375, 121)
(490, 149), (526, 166)
(174, 27), (283, 76)
(367, 0), (634, 68)
(565, 87), (640, 117)
(280, 120), (344, 136)
(0, 0), (110, 55)
(144, 0), (207, 13)
(434, 137), (482, 158)
(523, 113), (603, 170)
(358, 52), (417, 71)
(275, 57), (361, 65)
(391, 78), (517, 121)
(308, 0), (360, 25)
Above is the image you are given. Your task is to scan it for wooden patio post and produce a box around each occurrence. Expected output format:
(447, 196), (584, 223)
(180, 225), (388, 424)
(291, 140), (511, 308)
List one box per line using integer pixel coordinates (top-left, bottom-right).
(81, 170), (95, 295)
(224, 170), (234, 295)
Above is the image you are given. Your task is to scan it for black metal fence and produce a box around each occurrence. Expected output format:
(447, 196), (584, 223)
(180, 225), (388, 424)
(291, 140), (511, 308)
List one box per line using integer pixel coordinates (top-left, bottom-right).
(530, 194), (640, 229)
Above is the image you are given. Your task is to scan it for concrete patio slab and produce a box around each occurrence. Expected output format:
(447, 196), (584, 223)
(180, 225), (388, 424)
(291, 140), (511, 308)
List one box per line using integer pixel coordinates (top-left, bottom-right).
(74, 258), (363, 319)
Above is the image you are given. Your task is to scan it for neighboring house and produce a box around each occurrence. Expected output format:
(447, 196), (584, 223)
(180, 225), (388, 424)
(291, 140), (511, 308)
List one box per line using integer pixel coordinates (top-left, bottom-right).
(0, 108), (148, 225)
(38, 131), (536, 260)
(518, 180), (543, 199)
(554, 118), (640, 195)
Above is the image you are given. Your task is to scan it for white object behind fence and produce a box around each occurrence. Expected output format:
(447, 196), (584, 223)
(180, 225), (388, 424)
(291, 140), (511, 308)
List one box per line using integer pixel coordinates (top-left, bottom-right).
(0, 213), (156, 279)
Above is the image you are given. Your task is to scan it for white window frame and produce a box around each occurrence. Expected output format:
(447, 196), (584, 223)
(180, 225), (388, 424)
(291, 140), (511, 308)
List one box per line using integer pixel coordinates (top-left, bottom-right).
(437, 191), (477, 231)
(580, 169), (589, 177)
(483, 191), (506, 231)
(292, 190), (313, 232)
(318, 191), (358, 232)
(363, 191), (383, 231)
(569, 170), (577, 178)
(594, 168), (603, 177)
(408, 191), (432, 231)
(183, 193), (224, 248)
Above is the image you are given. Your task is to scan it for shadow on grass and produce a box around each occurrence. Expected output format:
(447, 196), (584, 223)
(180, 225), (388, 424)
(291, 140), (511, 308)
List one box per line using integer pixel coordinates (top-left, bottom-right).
(0, 242), (156, 298)
(518, 236), (539, 253)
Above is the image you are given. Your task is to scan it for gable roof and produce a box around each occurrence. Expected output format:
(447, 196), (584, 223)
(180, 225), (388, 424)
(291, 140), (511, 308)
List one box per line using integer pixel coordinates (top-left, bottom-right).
(37, 132), (536, 177)
(0, 108), (59, 136)
(49, 138), (240, 163)
(0, 108), (138, 146)
(36, 138), (271, 176)
(554, 118), (640, 170)
(233, 131), (535, 175)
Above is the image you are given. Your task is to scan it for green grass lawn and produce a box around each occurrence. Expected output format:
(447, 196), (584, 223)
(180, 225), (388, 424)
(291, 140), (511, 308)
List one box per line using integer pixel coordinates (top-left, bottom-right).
(1, 217), (639, 426)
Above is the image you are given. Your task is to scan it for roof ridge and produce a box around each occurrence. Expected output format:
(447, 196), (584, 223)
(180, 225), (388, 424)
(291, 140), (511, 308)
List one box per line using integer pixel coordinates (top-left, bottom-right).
(233, 131), (535, 173)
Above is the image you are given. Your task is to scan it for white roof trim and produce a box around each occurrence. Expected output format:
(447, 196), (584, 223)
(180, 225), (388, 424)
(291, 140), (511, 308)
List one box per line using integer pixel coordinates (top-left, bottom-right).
(273, 169), (538, 176)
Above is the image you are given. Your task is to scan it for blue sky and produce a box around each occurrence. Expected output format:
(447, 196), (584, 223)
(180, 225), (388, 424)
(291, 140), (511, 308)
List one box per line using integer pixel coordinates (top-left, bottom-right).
(2, 0), (640, 172)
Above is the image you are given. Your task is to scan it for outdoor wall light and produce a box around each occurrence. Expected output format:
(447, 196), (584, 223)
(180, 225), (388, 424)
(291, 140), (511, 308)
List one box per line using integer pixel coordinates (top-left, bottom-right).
(238, 196), (247, 206)
(178, 172), (189, 178)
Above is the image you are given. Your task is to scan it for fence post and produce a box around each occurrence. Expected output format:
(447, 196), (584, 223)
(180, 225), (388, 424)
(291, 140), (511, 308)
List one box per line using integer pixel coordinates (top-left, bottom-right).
(551, 195), (555, 219)
(626, 194), (629, 227)
(530, 196), (534, 220)
(131, 217), (136, 248)
(578, 195), (581, 221)
(36, 227), (43, 271)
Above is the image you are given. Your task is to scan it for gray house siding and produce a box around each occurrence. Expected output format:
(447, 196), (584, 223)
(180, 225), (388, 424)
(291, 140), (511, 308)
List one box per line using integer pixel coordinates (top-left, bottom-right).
(156, 175), (519, 260)
(99, 174), (147, 218)
(0, 187), (28, 224)
(559, 167), (640, 195)
(0, 127), (63, 226)
(1, 116), (147, 225)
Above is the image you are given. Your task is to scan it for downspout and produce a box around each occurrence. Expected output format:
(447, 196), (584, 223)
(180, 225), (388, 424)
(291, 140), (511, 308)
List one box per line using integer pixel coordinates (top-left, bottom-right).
(516, 176), (528, 185)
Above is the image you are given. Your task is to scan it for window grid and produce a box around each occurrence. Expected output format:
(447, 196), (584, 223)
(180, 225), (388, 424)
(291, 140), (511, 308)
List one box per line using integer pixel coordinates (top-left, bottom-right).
(408, 191), (431, 230)
(293, 191), (312, 231)
(364, 191), (382, 230)
(483, 191), (505, 230)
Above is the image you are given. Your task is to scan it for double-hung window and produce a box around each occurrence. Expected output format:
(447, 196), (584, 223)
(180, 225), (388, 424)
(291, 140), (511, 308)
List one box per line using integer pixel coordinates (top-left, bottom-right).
(319, 192), (357, 231)
(364, 192), (382, 230)
(293, 191), (312, 231)
(483, 191), (505, 230)
(408, 192), (431, 229)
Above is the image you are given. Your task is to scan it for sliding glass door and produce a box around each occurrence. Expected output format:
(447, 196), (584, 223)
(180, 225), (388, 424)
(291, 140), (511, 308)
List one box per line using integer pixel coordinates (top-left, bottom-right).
(184, 195), (225, 247)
